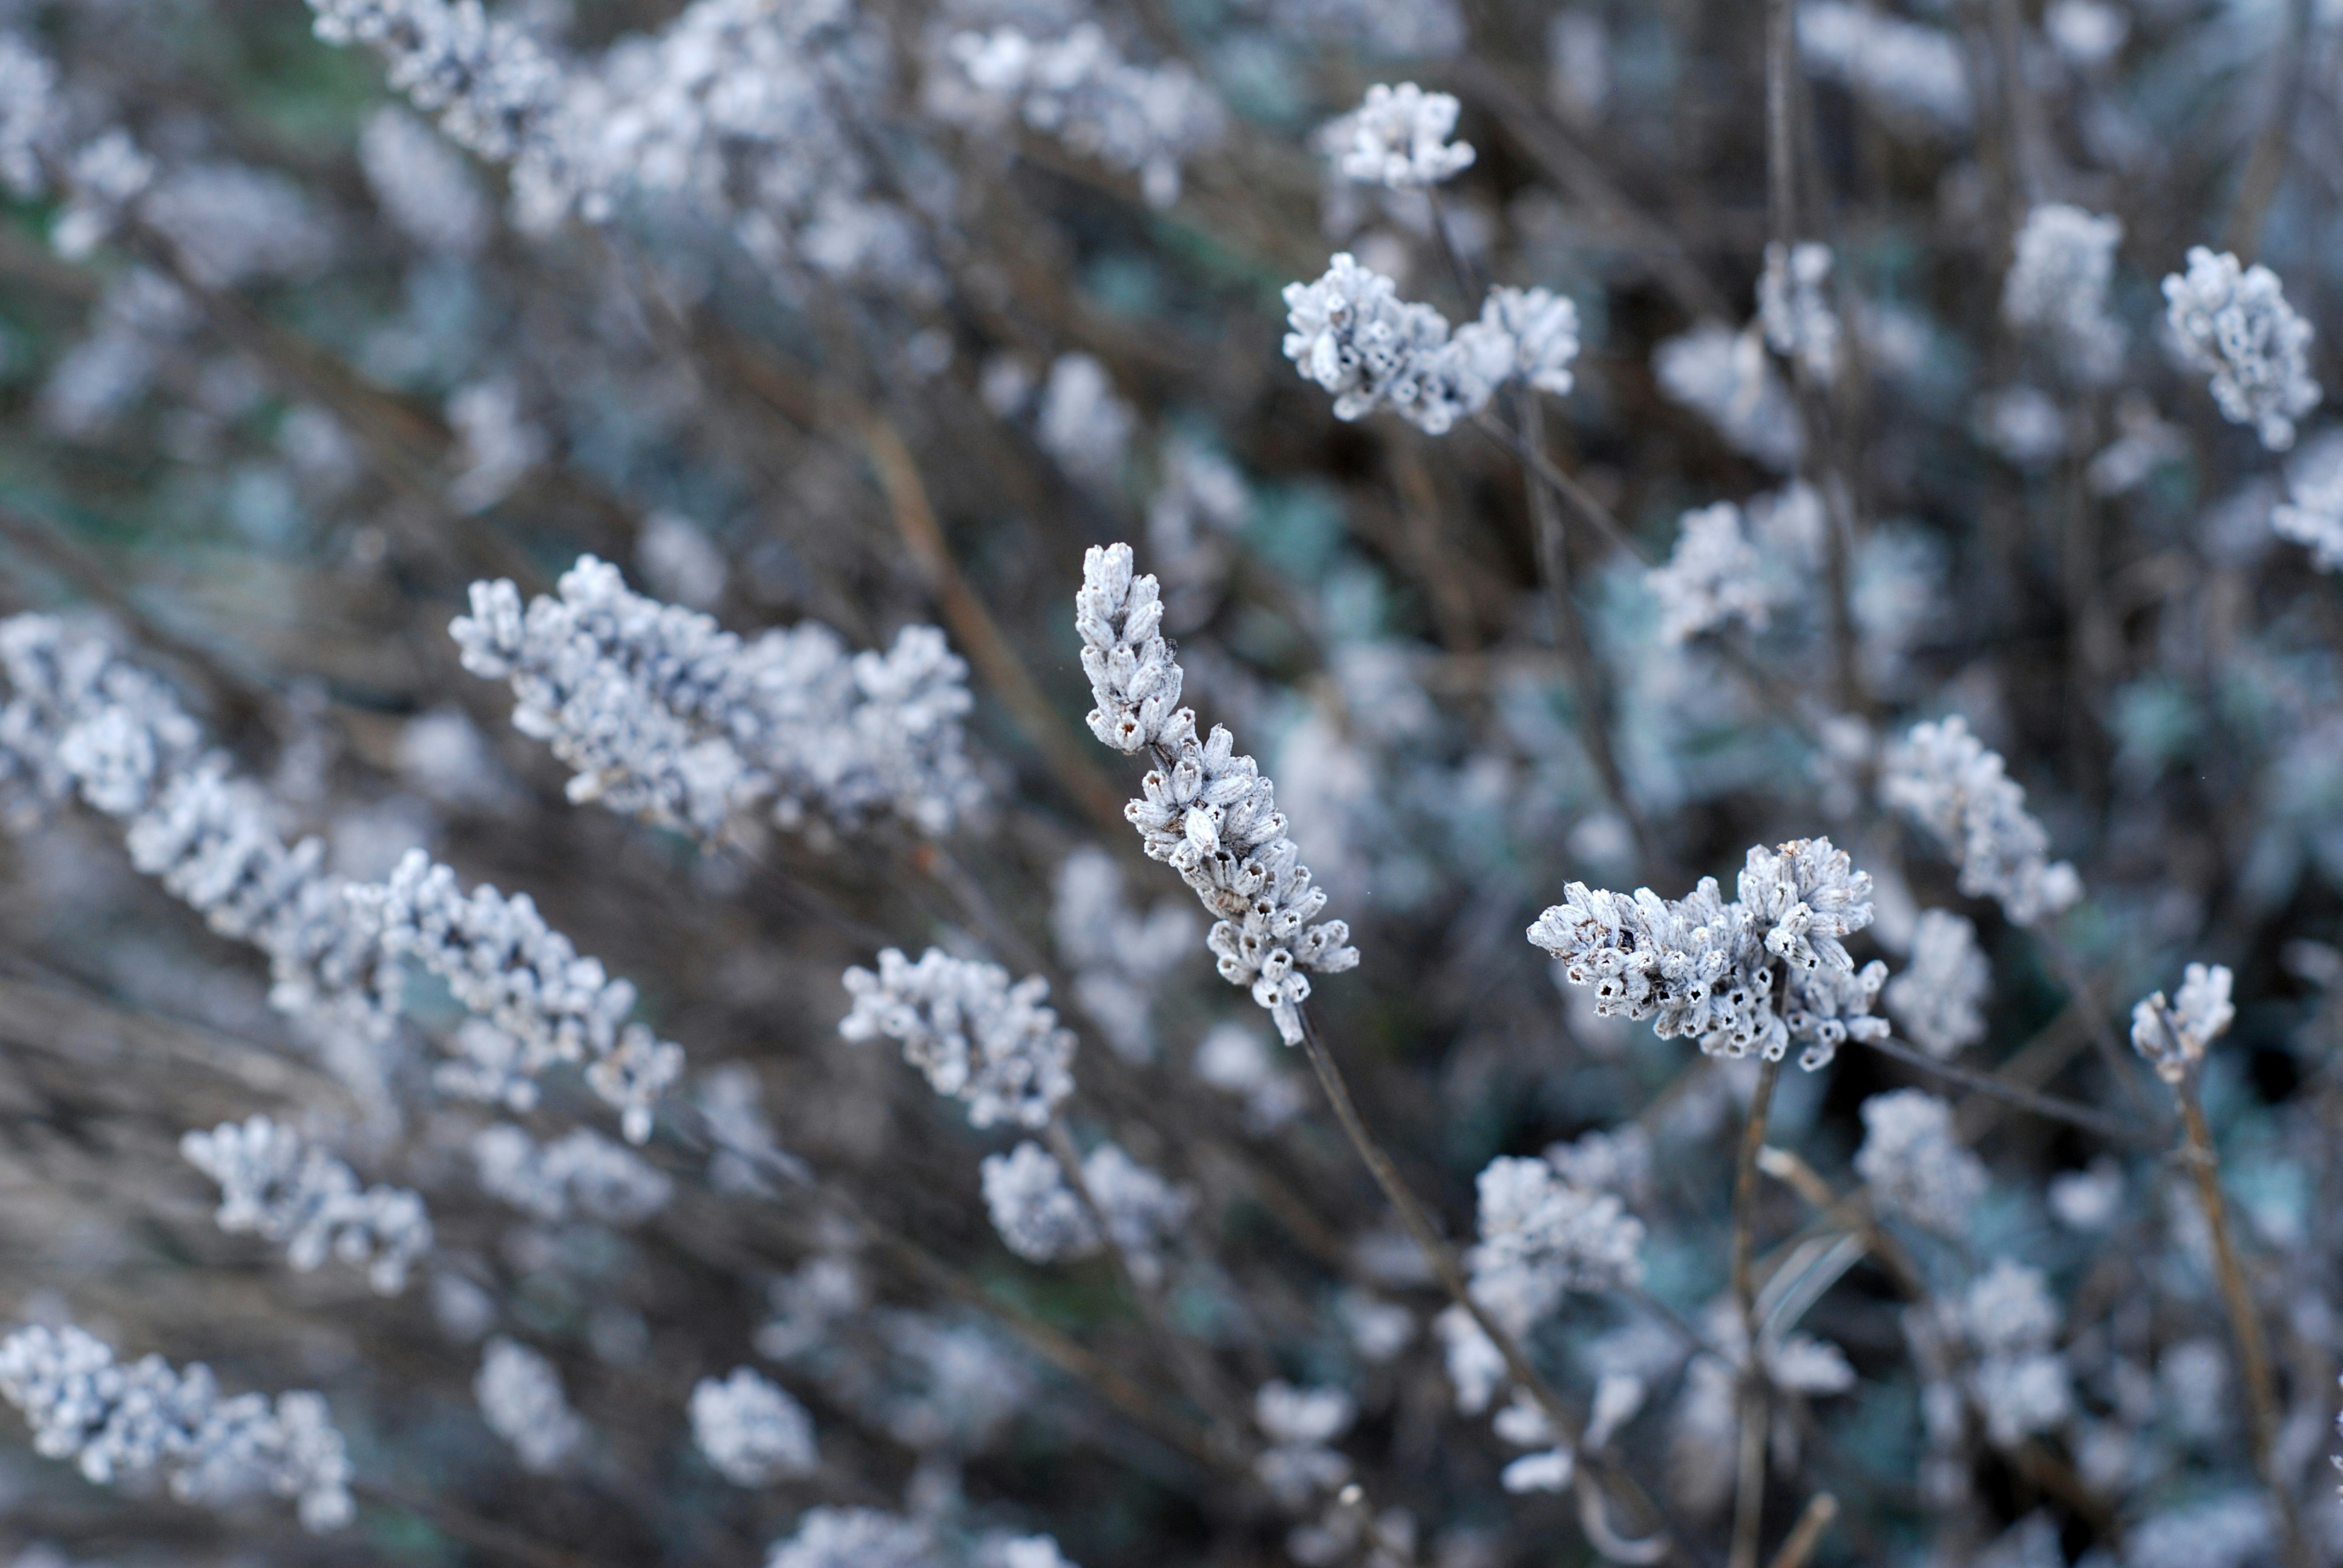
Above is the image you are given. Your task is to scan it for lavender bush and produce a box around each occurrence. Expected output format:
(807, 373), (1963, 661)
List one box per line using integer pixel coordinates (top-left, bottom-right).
(1, 0), (2341, 1564)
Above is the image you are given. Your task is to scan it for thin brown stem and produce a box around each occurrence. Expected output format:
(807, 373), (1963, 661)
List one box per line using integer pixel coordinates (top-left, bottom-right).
(1471, 411), (1652, 563)
(1765, 1494), (1838, 1568)
(1854, 1033), (2157, 1148)
(2223, 0), (2316, 260)
(2173, 1068), (2310, 1568)
(1728, 1054), (1784, 1568)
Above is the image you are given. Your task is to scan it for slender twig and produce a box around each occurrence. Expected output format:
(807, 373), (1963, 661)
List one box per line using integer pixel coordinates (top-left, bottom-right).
(1290, 1007), (1683, 1561)
(1764, 1494), (1838, 1568)
(1853, 1033), (2157, 1148)
(1470, 411), (1652, 563)
(1728, 1054), (1785, 1568)
(2158, 1005), (2311, 1568)
(2039, 931), (2166, 1129)
(2222, 0), (2316, 260)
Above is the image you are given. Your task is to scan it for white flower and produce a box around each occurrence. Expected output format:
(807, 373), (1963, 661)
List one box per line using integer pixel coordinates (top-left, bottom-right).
(181, 1116), (432, 1293)
(2002, 205), (2125, 385)
(474, 1337), (585, 1472)
(1329, 83), (1473, 189)
(471, 1124), (673, 1224)
(2161, 246), (2321, 451)
(1076, 544), (1359, 1044)
(840, 948), (1076, 1129)
(1253, 1381), (1354, 1508)
(1796, 1), (1972, 133)
(1035, 353), (1133, 490)
(0, 1325), (352, 1532)
(358, 105), (488, 255)
(2129, 962), (2233, 1083)
(764, 1508), (934, 1568)
(1884, 909), (1990, 1059)
(1759, 241), (1840, 384)
(1476, 285), (1581, 396)
(1052, 846), (1198, 1063)
(689, 1368), (817, 1486)
(1880, 716), (2082, 927)
(1529, 837), (1890, 1070)
(1854, 1089), (1987, 1235)
(1280, 253), (1506, 435)
(2272, 432), (2343, 570)
(1653, 322), (1803, 471)
(1465, 1156), (1643, 1337)
(1648, 501), (1774, 645)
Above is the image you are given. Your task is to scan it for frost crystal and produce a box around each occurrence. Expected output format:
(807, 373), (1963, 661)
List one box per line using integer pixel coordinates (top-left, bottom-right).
(839, 948), (1076, 1129)
(1253, 1381), (1355, 1508)
(1464, 1156), (1644, 1336)
(2129, 962), (2233, 1083)
(2161, 246), (2321, 451)
(181, 1116), (432, 1293)
(1759, 241), (1840, 385)
(2002, 204), (2125, 385)
(945, 26), (1223, 209)
(764, 1508), (934, 1568)
(1653, 323), (1803, 471)
(1280, 253), (1510, 435)
(0, 1325), (352, 1531)
(1529, 837), (1890, 1070)
(689, 1367), (817, 1486)
(451, 556), (979, 840)
(1648, 502), (1773, 645)
(1880, 716), (2083, 927)
(1853, 1089), (1987, 1235)
(1328, 83), (1474, 189)
(1076, 543), (1359, 1044)
(471, 1124), (673, 1224)
(474, 1337), (585, 1472)
(1884, 909), (1989, 1059)
(979, 1140), (1190, 1284)
(351, 849), (683, 1142)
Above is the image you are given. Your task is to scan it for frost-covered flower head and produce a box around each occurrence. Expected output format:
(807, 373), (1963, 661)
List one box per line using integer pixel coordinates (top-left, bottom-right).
(0, 33), (59, 198)
(180, 1116), (432, 1293)
(1881, 716), (2082, 927)
(2272, 431), (2343, 571)
(1854, 1089), (1987, 1235)
(0, 1325), (352, 1531)
(2129, 962), (2233, 1083)
(765, 1507), (933, 1568)
(979, 1139), (1189, 1284)
(350, 849), (683, 1142)
(1328, 82), (1474, 189)
(1035, 353), (1133, 489)
(1474, 286), (1580, 396)
(1280, 253), (1509, 435)
(945, 25), (1224, 208)
(1464, 1155), (1643, 1336)
(1253, 1380), (1355, 1508)
(2002, 204), (2125, 384)
(1759, 241), (1839, 385)
(1075, 543), (1358, 1043)
(1796, 1), (1972, 133)
(1948, 1259), (2071, 1449)
(1052, 845), (1197, 1063)
(1884, 909), (1989, 1059)
(1648, 501), (1772, 645)
(689, 1367), (817, 1486)
(840, 947), (1076, 1129)
(452, 556), (981, 841)
(471, 1123), (673, 1224)
(1653, 322), (1803, 471)
(474, 1337), (584, 1472)
(358, 105), (488, 255)
(1529, 837), (1890, 1070)
(2161, 246), (2321, 451)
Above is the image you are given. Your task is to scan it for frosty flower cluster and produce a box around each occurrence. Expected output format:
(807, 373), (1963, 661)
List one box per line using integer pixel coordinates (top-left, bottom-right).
(1464, 1155), (1644, 1336)
(980, 1139), (1191, 1285)
(1648, 501), (1774, 645)
(1883, 909), (1990, 1059)
(1252, 1380), (1355, 1508)
(1052, 846), (1197, 1063)
(688, 1367), (818, 1486)
(2161, 246), (2321, 451)
(840, 947), (1076, 1129)
(1280, 257), (1579, 436)
(180, 1116), (432, 1294)
(0, 1325), (352, 1532)
(1529, 837), (1890, 1070)
(946, 25), (1224, 209)
(474, 1336), (585, 1472)
(452, 555), (980, 841)
(1795, 1), (1972, 132)
(1758, 241), (1839, 385)
(1076, 543), (1358, 1043)
(1853, 1089), (1987, 1235)
(1326, 83), (1474, 189)
(2002, 204), (2126, 385)
(2272, 439), (2343, 571)
(2129, 961), (2234, 1083)
(352, 848), (683, 1142)
(1916, 1259), (2074, 1451)
(1653, 322), (1803, 471)
(471, 1123), (673, 1224)
(1881, 716), (2082, 927)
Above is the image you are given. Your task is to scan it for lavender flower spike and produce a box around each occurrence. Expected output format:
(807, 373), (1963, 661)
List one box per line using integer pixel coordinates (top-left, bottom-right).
(1076, 543), (1359, 1044)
